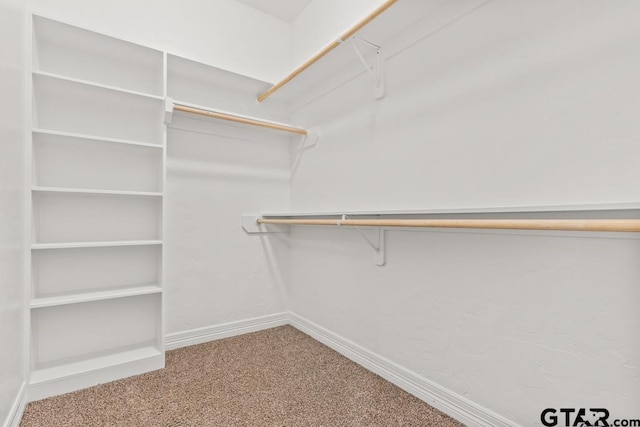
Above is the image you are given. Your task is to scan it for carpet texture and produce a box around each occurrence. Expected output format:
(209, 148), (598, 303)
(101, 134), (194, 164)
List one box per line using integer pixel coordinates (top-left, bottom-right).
(21, 326), (462, 426)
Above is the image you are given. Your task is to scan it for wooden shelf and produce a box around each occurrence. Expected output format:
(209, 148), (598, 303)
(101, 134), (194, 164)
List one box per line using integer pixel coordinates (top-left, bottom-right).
(32, 129), (163, 149)
(32, 187), (163, 197)
(33, 70), (164, 101)
(30, 345), (162, 385)
(31, 285), (162, 309)
(32, 240), (163, 250)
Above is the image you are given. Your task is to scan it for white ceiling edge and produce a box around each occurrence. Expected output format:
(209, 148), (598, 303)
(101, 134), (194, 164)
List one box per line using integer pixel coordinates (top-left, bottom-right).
(235, 0), (313, 23)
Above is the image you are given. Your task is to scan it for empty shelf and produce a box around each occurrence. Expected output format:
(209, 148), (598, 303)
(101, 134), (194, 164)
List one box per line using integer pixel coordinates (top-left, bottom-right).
(31, 345), (162, 385)
(31, 285), (162, 308)
(32, 240), (163, 250)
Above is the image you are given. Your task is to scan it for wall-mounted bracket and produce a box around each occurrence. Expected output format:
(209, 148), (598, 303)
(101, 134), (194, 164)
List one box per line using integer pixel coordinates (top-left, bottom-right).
(340, 215), (386, 266)
(164, 96), (174, 124)
(299, 128), (320, 151)
(343, 36), (385, 100)
(291, 128), (320, 179)
(242, 215), (289, 234)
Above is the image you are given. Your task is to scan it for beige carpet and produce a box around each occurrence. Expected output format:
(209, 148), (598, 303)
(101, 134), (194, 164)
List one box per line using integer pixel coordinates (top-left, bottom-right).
(22, 326), (462, 426)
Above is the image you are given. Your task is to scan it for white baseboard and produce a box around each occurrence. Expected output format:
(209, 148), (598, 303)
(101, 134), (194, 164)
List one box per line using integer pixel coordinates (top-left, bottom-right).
(21, 312), (516, 427)
(28, 353), (164, 403)
(3, 381), (28, 427)
(288, 313), (519, 427)
(165, 312), (289, 351)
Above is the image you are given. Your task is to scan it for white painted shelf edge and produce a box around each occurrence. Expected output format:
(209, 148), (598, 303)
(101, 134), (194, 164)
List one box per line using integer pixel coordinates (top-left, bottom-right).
(32, 128), (163, 149)
(31, 240), (163, 250)
(30, 345), (162, 385)
(31, 285), (162, 309)
(32, 187), (163, 197)
(32, 70), (165, 101)
(261, 201), (640, 217)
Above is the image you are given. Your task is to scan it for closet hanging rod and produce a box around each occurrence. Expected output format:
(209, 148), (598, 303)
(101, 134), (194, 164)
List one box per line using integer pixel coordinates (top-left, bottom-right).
(173, 103), (308, 135)
(256, 218), (640, 233)
(257, 0), (398, 102)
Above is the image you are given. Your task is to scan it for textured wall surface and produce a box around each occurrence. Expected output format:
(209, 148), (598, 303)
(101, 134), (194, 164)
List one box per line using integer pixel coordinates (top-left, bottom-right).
(165, 113), (290, 335)
(0, 0), (27, 424)
(288, 1), (640, 424)
(28, 0), (291, 83)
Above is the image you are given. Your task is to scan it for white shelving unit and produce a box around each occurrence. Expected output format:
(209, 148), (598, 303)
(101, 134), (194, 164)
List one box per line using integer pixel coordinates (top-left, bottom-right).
(29, 14), (165, 401)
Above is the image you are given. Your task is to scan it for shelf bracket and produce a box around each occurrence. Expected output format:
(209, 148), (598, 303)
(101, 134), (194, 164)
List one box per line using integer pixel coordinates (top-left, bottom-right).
(340, 215), (386, 266)
(164, 96), (174, 124)
(299, 128), (320, 151)
(242, 215), (289, 234)
(343, 36), (385, 100)
(291, 128), (320, 179)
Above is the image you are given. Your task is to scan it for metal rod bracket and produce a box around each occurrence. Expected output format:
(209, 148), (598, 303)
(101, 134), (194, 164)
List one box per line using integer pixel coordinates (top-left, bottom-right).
(342, 215), (386, 266)
(347, 36), (385, 100)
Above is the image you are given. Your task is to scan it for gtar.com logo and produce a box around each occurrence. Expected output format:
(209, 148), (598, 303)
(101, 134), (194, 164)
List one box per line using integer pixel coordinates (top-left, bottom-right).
(541, 408), (610, 426)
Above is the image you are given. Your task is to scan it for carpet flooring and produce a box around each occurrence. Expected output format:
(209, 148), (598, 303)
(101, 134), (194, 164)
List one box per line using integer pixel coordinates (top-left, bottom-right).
(21, 326), (462, 426)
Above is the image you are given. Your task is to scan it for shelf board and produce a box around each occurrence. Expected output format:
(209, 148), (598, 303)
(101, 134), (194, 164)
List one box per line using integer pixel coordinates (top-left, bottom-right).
(31, 285), (162, 309)
(32, 128), (163, 149)
(262, 202), (640, 218)
(32, 187), (163, 197)
(30, 345), (162, 385)
(33, 70), (164, 101)
(32, 240), (163, 250)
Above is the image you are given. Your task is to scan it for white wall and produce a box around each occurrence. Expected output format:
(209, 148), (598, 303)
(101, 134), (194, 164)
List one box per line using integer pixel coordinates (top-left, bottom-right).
(288, 0), (640, 424)
(0, 0), (27, 424)
(291, 0), (387, 71)
(29, 0), (291, 83)
(165, 119), (290, 335)
(165, 64), (291, 335)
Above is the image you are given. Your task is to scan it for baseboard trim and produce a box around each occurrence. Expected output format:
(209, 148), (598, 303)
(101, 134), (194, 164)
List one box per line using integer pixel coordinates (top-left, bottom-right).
(22, 312), (517, 426)
(28, 353), (164, 403)
(165, 312), (289, 351)
(3, 381), (28, 427)
(288, 313), (519, 427)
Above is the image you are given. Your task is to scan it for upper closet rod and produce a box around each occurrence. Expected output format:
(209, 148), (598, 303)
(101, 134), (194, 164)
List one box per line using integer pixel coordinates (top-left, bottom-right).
(256, 218), (640, 232)
(173, 103), (308, 135)
(257, 0), (398, 102)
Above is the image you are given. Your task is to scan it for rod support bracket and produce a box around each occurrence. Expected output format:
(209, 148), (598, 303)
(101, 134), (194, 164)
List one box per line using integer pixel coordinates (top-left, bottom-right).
(242, 215), (289, 234)
(164, 97), (174, 124)
(342, 215), (386, 266)
(300, 128), (320, 151)
(347, 36), (385, 100)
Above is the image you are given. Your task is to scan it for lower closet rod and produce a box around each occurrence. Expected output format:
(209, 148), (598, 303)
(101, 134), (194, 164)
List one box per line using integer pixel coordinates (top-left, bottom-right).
(257, 218), (640, 232)
(173, 104), (308, 135)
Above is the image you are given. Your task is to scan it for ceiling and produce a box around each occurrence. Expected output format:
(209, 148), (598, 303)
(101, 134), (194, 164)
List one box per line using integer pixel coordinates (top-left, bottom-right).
(236, 0), (313, 23)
